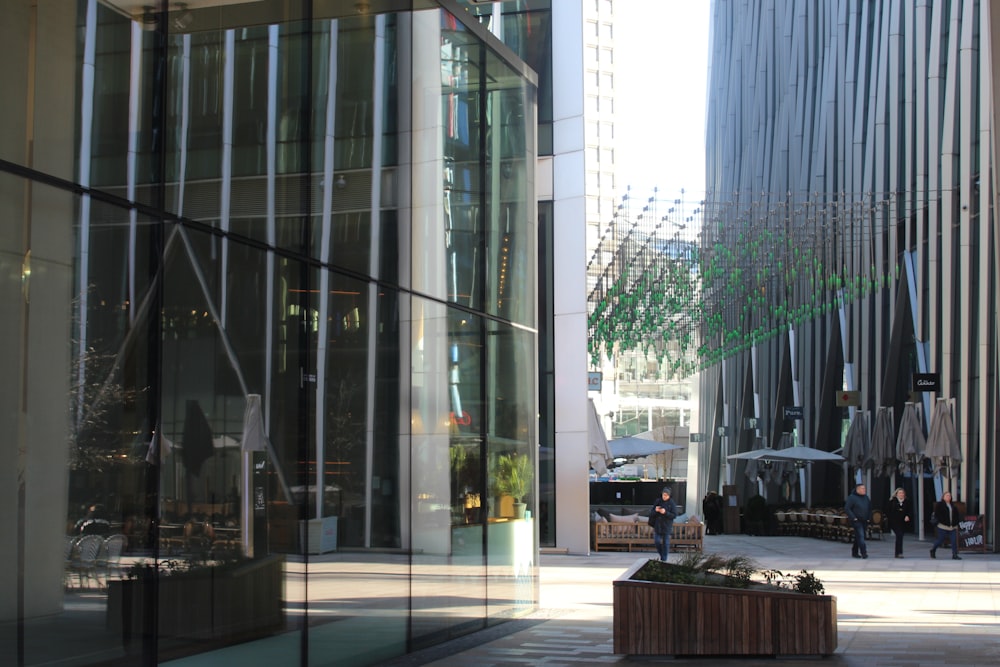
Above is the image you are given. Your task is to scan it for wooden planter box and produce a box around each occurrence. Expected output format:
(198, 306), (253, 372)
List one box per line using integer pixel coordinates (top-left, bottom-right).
(613, 559), (837, 657)
(107, 554), (284, 642)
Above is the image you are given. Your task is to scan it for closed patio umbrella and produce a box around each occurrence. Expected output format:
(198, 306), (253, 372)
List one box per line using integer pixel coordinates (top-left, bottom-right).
(895, 401), (927, 540)
(842, 410), (870, 474)
(180, 399), (215, 518)
(864, 406), (896, 478)
(895, 402), (926, 476)
(181, 399), (215, 476)
(587, 399), (613, 475)
(925, 398), (962, 490)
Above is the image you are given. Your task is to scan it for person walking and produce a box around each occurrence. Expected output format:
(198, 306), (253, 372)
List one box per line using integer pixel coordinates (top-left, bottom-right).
(887, 487), (912, 558)
(929, 491), (962, 560)
(651, 487), (677, 561)
(844, 483), (872, 559)
(702, 491), (723, 535)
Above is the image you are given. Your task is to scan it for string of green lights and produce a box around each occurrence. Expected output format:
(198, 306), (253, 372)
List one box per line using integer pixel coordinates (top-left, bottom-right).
(588, 189), (908, 376)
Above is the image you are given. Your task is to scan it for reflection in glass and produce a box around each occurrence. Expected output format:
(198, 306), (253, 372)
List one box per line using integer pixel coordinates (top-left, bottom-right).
(3, 3), (537, 666)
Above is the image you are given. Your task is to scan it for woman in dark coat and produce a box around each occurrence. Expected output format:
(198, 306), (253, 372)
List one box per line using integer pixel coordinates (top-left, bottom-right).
(886, 487), (911, 558)
(702, 491), (723, 535)
(929, 491), (962, 560)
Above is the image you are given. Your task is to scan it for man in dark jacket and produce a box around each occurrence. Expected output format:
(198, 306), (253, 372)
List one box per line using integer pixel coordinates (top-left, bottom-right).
(844, 483), (872, 559)
(651, 487), (678, 561)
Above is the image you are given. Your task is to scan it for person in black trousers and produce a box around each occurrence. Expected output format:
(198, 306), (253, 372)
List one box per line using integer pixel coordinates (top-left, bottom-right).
(651, 487), (677, 561)
(930, 491), (962, 560)
(844, 483), (871, 559)
(886, 487), (912, 558)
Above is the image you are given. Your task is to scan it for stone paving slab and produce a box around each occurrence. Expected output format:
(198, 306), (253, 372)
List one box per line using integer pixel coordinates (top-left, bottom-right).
(408, 533), (1000, 667)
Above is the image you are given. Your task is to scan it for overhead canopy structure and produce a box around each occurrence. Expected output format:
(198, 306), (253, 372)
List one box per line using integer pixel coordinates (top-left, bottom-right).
(608, 434), (685, 460)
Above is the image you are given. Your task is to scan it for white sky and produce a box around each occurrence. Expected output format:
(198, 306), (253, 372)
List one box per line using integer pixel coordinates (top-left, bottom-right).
(614, 1), (710, 201)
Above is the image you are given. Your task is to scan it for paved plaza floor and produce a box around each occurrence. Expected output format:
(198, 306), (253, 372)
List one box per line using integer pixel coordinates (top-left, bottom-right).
(397, 532), (1000, 667)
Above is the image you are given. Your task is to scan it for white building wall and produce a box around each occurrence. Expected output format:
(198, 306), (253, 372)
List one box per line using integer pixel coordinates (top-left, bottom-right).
(551, 0), (590, 554)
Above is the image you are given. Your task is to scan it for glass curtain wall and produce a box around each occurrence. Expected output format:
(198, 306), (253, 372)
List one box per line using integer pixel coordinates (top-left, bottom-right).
(0, 1), (536, 666)
(459, 0), (555, 548)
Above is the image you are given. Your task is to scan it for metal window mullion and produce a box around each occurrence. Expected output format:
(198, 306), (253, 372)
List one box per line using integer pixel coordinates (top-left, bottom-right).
(220, 29), (235, 327)
(363, 14), (388, 548)
(915, 1), (929, 340)
(315, 20), (339, 523)
(872, 1), (891, 410)
(264, 24), (279, 439)
(127, 22), (143, 327)
(926, 0), (944, 393)
(76, 0), (97, 422)
(939, 0), (961, 402)
(977, 0), (994, 518)
(178, 35), (191, 215)
(956, 0), (977, 500)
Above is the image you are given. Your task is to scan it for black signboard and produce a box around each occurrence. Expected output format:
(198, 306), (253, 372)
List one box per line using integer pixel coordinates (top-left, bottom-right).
(783, 406), (803, 420)
(912, 373), (939, 392)
(958, 515), (987, 552)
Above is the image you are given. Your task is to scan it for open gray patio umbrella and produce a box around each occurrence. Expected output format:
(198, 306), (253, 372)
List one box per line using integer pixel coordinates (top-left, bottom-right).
(925, 398), (962, 490)
(768, 446), (845, 463)
(864, 406), (896, 478)
(770, 433), (799, 482)
(730, 441), (781, 486)
(767, 442), (844, 506)
(727, 447), (779, 461)
(842, 410), (870, 475)
(608, 434), (684, 460)
(728, 447), (777, 483)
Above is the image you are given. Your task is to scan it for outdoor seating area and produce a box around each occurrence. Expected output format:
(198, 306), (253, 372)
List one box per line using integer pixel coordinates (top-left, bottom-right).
(64, 533), (128, 590)
(65, 510), (246, 594)
(773, 507), (884, 542)
(591, 516), (704, 552)
(117, 505), (243, 558)
(159, 518), (243, 557)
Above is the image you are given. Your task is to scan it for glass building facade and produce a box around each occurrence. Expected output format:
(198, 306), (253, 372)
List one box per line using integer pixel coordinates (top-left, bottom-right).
(1, 1), (538, 665)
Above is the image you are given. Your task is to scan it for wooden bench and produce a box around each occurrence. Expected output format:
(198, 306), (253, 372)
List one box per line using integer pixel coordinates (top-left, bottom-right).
(592, 518), (704, 553)
(672, 518), (705, 551)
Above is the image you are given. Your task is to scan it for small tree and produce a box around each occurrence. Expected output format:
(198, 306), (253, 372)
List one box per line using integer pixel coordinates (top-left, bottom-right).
(495, 452), (533, 503)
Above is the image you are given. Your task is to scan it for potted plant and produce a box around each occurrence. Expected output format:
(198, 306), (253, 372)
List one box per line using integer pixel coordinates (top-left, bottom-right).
(494, 452), (533, 519)
(613, 552), (836, 657)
